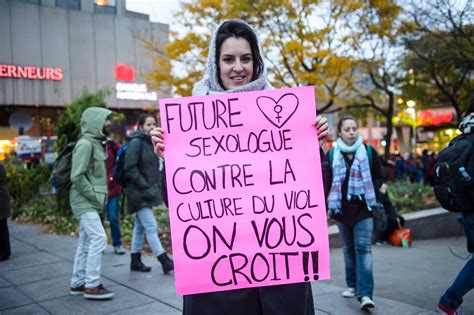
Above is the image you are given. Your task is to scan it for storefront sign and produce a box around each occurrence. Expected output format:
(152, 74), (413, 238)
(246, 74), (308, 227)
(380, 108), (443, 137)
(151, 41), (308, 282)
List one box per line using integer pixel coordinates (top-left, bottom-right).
(0, 64), (63, 81)
(417, 109), (454, 126)
(116, 82), (157, 101)
(160, 86), (330, 295)
(115, 64), (135, 82)
(16, 136), (42, 159)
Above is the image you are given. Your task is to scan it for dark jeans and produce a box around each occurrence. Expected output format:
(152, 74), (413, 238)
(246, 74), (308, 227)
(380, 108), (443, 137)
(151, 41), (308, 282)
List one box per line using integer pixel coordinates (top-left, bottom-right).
(183, 282), (314, 315)
(439, 218), (474, 309)
(0, 218), (11, 260)
(106, 195), (122, 246)
(336, 217), (374, 298)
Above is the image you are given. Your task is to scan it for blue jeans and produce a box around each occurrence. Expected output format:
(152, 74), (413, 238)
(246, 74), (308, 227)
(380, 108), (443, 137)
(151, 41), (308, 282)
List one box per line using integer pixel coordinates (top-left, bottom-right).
(106, 195), (122, 246)
(131, 208), (165, 256)
(336, 217), (374, 298)
(439, 218), (474, 308)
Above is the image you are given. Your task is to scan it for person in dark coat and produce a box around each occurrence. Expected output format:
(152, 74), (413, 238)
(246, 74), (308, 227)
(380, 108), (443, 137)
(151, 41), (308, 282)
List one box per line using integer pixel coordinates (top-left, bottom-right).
(327, 115), (383, 309)
(125, 113), (173, 274)
(150, 19), (330, 315)
(0, 161), (11, 261)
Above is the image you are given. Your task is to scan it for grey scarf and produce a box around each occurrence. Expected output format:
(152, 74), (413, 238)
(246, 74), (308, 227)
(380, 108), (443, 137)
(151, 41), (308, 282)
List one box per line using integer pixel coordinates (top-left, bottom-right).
(460, 112), (474, 134)
(192, 19), (272, 96)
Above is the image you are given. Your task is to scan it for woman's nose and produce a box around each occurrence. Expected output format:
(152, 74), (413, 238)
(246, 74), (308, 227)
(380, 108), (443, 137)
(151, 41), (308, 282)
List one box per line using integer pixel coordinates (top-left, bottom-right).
(233, 61), (244, 72)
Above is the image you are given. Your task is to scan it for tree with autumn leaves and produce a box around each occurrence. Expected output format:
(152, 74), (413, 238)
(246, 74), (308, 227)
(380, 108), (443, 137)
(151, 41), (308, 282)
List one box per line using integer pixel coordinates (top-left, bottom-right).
(143, 0), (473, 156)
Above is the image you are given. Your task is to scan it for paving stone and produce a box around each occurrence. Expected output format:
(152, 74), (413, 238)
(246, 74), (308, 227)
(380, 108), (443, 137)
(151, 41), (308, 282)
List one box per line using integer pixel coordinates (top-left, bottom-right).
(111, 301), (181, 314)
(312, 293), (429, 315)
(17, 275), (118, 302)
(0, 286), (33, 311)
(312, 282), (344, 296)
(120, 271), (181, 309)
(40, 284), (155, 314)
(0, 275), (12, 288)
(1, 304), (49, 314)
(3, 261), (73, 285)
(0, 251), (63, 273)
(101, 258), (159, 284)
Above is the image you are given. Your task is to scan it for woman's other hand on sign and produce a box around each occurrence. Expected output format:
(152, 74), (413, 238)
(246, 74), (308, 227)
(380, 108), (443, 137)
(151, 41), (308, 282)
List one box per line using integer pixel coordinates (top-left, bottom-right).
(314, 116), (329, 143)
(151, 127), (165, 157)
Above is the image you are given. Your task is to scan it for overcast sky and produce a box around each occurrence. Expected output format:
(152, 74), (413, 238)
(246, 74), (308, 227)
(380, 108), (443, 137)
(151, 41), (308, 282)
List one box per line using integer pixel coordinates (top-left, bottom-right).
(125, 0), (180, 25)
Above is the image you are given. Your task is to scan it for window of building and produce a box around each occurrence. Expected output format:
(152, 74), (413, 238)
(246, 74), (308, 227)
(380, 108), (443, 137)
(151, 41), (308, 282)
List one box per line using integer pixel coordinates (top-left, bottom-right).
(56, 0), (80, 10)
(95, 0), (116, 6)
(94, 0), (116, 15)
(15, 0), (40, 5)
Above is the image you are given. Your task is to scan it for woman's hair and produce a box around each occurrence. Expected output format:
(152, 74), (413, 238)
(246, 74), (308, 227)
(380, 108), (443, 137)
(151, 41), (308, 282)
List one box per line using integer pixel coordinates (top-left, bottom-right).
(136, 113), (155, 130)
(337, 115), (357, 133)
(215, 20), (264, 89)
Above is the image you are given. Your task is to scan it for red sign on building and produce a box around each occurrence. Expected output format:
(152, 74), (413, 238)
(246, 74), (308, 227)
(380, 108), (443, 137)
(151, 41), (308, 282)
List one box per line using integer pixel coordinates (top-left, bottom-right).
(0, 64), (63, 81)
(115, 64), (135, 82)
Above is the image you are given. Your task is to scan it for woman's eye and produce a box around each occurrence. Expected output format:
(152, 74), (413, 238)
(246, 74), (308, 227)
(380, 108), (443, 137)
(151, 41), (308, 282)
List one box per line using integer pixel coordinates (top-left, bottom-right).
(222, 58), (233, 63)
(242, 57), (252, 63)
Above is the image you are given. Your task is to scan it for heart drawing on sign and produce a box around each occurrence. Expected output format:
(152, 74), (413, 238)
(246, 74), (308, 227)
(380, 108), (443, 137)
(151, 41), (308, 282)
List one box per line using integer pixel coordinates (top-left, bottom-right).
(256, 93), (299, 128)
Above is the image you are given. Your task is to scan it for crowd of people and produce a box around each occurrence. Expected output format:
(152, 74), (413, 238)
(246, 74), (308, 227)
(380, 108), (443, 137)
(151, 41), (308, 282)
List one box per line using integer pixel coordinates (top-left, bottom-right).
(380, 150), (438, 185)
(0, 19), (472, 315)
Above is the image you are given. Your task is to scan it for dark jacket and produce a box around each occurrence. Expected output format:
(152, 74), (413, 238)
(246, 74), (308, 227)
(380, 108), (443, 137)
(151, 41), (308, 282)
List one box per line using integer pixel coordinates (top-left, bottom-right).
(106, 140), (122, 198)
(328, 145), (384, 227)
(124, 130), (163, 213)
(0, 161), (11, 220)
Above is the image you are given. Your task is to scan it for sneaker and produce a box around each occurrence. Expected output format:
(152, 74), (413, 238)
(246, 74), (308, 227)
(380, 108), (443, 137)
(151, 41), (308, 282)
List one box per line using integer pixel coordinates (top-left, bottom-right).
(83, 284), (114, 300)
(342, 287), (355, 298)
(438, 302), (464, 315)
(376, 241), (389, 246)
(114, 245), (126, 255)
(70, 284), (85, 295)
(360, 296), (375, 309)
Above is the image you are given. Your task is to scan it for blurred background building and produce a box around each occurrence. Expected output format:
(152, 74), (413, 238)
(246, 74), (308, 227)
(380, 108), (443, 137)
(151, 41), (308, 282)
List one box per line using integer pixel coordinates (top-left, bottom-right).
(0, 0), (168, 157)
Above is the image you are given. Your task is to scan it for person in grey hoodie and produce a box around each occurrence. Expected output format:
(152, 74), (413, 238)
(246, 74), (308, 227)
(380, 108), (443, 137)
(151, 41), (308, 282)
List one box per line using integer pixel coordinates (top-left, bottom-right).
(125, 113), (174, 274)
(69, 107), (114, 300)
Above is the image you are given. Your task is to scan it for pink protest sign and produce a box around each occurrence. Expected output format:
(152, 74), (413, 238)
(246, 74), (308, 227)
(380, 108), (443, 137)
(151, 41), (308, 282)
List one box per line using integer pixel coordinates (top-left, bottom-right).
(159, 86), (330, 295)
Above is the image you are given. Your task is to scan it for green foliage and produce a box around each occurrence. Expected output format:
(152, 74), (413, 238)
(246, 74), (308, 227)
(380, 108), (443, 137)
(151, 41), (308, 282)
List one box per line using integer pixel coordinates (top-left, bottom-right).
(54, 89), (110, 151)
(13, 196), (78, 235)
(3, 157), (51, 209)
(387, 181), (439, 214)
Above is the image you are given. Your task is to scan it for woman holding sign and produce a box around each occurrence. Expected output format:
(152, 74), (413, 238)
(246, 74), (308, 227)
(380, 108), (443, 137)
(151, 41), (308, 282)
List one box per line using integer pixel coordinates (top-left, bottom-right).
(152, 20), (330, 315)
(327, 115), (383, 309)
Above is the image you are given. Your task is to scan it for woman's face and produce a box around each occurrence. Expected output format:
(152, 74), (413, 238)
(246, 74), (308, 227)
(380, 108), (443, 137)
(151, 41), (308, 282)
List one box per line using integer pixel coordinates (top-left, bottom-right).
(338, 119), (358, 146)
(140, 117), (156, 133)
(218, 37), (254, 90)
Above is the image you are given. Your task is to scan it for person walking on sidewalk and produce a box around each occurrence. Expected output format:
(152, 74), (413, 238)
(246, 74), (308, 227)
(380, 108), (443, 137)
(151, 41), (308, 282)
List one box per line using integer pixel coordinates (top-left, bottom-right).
(69, 107), (114, 300)
(0, 161), (11, 262)
(150, 19), (330, 315)
(438, 100), (474, 315)
(105, 139), (125, 255)
(327, 115), (383, 309)
(125, 113), (174, 274)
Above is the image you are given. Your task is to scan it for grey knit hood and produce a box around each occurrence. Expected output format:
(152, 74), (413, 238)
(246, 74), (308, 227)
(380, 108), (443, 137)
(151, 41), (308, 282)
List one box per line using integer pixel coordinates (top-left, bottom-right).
(192, 19), (272, 96)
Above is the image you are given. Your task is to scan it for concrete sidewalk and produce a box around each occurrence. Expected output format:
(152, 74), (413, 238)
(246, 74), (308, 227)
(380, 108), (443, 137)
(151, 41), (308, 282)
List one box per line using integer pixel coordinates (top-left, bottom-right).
(0, 221), (472, 314)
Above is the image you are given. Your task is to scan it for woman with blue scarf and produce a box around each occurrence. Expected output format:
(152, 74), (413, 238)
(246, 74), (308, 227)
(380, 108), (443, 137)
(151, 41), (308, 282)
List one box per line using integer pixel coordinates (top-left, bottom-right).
(328, 115), (383, 309)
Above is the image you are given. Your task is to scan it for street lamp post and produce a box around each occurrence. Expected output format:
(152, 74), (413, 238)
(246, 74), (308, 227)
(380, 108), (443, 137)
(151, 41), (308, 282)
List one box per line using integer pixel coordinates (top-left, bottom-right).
(406, 100), (417, 155)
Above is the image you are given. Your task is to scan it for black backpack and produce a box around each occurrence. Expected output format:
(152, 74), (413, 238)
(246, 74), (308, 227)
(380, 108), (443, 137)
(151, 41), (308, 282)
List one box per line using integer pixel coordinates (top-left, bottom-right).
(50, 141), (76, 193)
(433, 133), (474, 212)
(112, 139), (143, 187)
